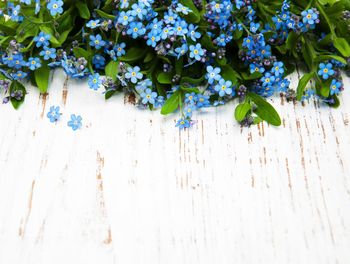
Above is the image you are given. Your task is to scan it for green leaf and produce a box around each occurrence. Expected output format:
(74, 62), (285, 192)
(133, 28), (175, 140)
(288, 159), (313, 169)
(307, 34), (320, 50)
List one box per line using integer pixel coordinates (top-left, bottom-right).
(180, 75), (205, 85)
(247, 92), (281, 126)
(179, 0), (200, 23)
(34, 64), (50, 93)
(94, 9), (116, 20)
(234, 102), (251, 122)
(105, 60), (118, 81)
(161, 90), (181, 115)
(157, 72), (172, 84)
(119, 47), (147, 62)
(315, 54), (347, 65)
(75, 1), (90, 19)
(296, 72), (315, 100)
(333, 37), (350, 57)
(175, 57), (183, 75)
(73, 47), (91, 60)
(221, 65), (240, 85)
(9, 81), (26, 109)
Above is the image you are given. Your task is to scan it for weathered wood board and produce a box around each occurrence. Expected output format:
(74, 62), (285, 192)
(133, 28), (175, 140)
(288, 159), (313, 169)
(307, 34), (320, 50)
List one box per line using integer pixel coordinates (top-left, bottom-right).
(0, 69), (350, 264)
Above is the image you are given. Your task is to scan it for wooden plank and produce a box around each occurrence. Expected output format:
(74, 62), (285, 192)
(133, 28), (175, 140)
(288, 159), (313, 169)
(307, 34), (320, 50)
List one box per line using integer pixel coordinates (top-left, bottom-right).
(0, 69), (349, 263)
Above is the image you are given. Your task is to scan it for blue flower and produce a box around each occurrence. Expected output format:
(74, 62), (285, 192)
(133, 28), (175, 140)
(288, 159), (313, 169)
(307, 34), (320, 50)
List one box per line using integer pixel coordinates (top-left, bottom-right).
(125, 66), (143, 84)
(184, 92), (198, 104)
(271, 62), (284, 76)
(206, 66), (221, 84)
(154, 96), (165, 108)
(10, 5), (21, 22)
(140, 88), (157, 105)
(67, 114), (82, 131)
(12, 71), (27, 80)
(261, 73), (275, 87)
(174, 20), (188, 36)
(33, 32), (51, 48)
(184, 105), (196, 118)
(47, 106), (61, 123)
(318, 63), (335, 80)
(176, 118), (191, 129)
(47, 0), (64, 16)
(136, 78), (152, 93)
(86, 19), (101, 29)
(301, 9), (318, 25)
(250, 22), (260, 33)
(146, 31), (160, 47)
(176, 3), (192, 15)
(114, 42), (126, 57)
(164, 10), (178, 25)
(189, 43), (204, 61)
(330, 79), (341, 95)
(249, 63), (265, 74)
(187, 24), (201, 41)
(120, 0), (129, 9)
(92, 55), (106, 69)
(88, 73), (101, 90)
(89, 34), (106, 49)
(127, 22), (146, 39)
(175, 44), (188, 59)
(214, 78), (233, 97)
(196, 95), (210, 108)
(117, 11), (134, 26)
(39, 46), (57, 60)
(27, 57), (41, 70)
(131, 3), (147, 20)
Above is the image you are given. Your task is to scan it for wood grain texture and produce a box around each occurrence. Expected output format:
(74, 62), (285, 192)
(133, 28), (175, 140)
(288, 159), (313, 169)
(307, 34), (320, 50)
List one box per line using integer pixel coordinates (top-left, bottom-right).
(0, 69), (350, 264)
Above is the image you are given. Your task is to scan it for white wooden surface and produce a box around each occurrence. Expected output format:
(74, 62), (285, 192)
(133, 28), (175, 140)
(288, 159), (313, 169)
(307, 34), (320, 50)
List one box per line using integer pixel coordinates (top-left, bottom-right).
(0, 69), (350, 264)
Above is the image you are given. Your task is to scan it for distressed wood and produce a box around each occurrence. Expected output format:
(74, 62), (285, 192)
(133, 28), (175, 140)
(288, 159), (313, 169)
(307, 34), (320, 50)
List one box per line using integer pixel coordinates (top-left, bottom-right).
(0, 69), (350, 264)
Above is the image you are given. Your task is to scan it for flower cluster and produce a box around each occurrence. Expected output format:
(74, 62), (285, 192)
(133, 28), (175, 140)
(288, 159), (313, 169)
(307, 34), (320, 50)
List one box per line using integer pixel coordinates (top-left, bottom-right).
(0, 0), (349, 129)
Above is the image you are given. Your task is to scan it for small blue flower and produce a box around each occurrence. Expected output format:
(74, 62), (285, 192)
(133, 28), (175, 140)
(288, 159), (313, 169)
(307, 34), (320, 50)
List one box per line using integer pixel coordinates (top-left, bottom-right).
(131, 3), (147, 20)
(271, 62), (284, 76)
(88, 73), (101, 90)
(206, 66), (221, 84)
(39, 46), (57, 60)
(89, 34), (106, 50)
(27, 57), (41, 70)
(214, 78), (233, 97)
(127, 22), (146, 39)
(185, 92), (198, 104)
(154, 96), (165, 108)
(47, 106), (61, 123)
(250, 22), (260, 33)
(176, 118), (191, 129)
(140, 88), (157, 105)
(187, 24), (201, 41)
(196, 95), (210, 108)
(117, 11), (134, 26)
(33, 32), (51, 48)
(125, 66), (143, 84)
(301, 9), (319, 25)
(184, 105), (196, 118)
(86, 19), (101, 29)
(47, 0), (64, 16)
(175, 44), (188, 59)
(318, 63), (335, 80)
(67, 114), (82, 131)
(176, 3), (192, 15)
(12, 71), (27, 80)
(261, 73), (275, 87)
(114, 42), (126, 57)
(189, 43), (204, 61)
(330, 79), (341, 95)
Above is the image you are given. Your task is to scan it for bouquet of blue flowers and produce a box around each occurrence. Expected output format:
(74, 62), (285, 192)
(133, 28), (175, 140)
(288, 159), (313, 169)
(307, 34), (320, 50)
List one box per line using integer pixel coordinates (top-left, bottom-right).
(0, 0), (349, 128)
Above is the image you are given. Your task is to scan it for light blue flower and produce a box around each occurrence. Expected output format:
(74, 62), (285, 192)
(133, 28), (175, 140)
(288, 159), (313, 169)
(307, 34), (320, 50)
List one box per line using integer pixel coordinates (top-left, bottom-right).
(175, 44), (188, 58)
(176, 118), (191, 129)
(318, 63), (335, 80)
(27, 57), (41, 70)
(271, 61), (284, 76)
(67, 114), (82, 131)
(131, 3), (147, 20)
(115, 42), (126, 57)
(176, 3), (192, 15)
(206, 66), (221, 84)
(47, 106), (61, 123)
(189, 43), (204, 61)
(125, 66), (143, 84)
(47, 0), (64, 16)
(187, 24), (201, 41)
(86, 19), (101, 29)
(89, 34), (106, 49)
(33, 32), (51, 48)
(330, 79), (341, 95)
(117, 11), (134, 26)
(214, 78), (233, 97)
(184, 105), (196, 118)
(88, 73), (101, 90)
(140, 88), (157, 104)
(127, 22), (146, 39)
(39, 47), (57, 60)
